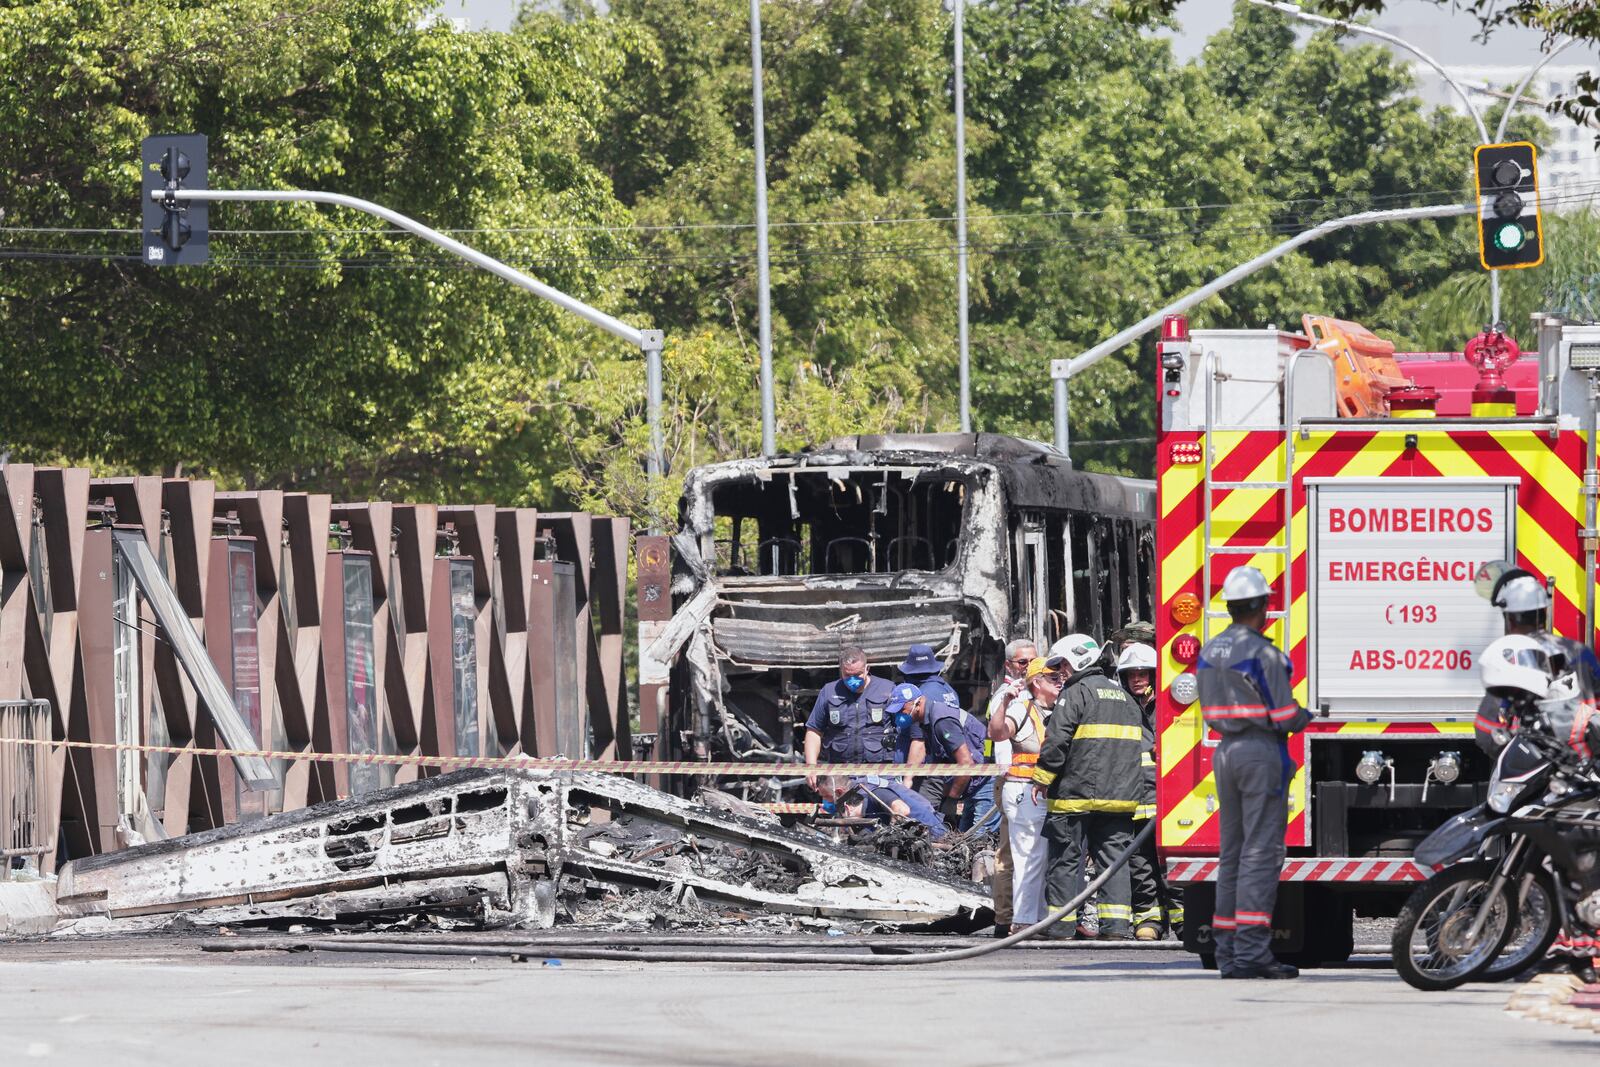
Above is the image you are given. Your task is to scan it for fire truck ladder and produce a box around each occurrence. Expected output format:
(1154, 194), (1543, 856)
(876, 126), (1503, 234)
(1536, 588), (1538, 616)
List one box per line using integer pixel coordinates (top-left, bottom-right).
(1198, 349), (1307, 644)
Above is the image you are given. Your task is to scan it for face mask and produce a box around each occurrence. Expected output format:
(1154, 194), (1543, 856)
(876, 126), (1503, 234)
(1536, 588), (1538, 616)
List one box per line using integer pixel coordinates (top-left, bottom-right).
(894, 711), (912, 731)
(842, 675), (866, 694)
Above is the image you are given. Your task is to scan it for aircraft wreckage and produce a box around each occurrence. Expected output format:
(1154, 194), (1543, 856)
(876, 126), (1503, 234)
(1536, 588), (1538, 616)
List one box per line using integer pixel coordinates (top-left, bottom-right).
(54, 769), (991, 932)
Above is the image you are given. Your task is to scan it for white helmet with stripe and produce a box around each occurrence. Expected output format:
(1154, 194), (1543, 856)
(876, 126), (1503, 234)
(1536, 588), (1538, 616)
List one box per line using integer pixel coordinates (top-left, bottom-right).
(1047, 633), (1102, 673)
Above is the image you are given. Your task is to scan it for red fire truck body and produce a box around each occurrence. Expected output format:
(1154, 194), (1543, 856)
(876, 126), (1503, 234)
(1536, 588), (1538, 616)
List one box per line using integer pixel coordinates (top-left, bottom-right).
(1154, 314), (1600, 964)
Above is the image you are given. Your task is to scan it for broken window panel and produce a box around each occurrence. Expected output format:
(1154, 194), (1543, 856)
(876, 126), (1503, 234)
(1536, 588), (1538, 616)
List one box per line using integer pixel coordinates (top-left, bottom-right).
(227, 543), (263, 744)
(450, 558), (480, 758)
(111, 546), (141, 818)
(228, 541), (269, 821)
(29, 509), (52, 647)
(550, 562), (585, 759)
(342, 554), (389, 796)
(111, 530), (275, 790)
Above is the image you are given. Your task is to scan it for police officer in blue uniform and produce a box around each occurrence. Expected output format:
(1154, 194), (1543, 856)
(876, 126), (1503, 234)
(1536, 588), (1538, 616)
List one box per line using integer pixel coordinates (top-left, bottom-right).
(816, 775), (948, 840)
(894, 666), (990, 828)
(804, 646), (897, 789)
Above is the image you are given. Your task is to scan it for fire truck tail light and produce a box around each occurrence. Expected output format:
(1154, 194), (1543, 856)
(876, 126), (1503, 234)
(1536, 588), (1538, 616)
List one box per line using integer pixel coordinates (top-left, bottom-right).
(1170, 442), (1203, 465)
(1171, 593), (1202, 625)
(1171, 633), (1200, 665)
(1170, 672), (1199, 706)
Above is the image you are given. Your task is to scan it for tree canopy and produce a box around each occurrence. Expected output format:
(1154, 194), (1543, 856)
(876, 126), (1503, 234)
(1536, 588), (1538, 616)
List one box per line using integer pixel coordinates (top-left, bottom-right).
(0, 0), (1587, 525)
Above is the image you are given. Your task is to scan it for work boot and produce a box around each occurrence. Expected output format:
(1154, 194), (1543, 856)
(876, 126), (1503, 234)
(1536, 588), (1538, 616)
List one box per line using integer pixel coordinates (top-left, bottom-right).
(1135, 922), (1163, 942)
(1044, 921), (1076, 940)
(1221, 961), (1300, 980)
(993, 923), (1011, 939)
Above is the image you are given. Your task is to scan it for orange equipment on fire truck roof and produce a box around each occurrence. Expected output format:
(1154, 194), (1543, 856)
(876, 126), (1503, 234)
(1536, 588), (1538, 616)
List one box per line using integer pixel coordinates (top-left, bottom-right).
(1302, 315), (1411, 418)
(1155, 312), (1600, 968)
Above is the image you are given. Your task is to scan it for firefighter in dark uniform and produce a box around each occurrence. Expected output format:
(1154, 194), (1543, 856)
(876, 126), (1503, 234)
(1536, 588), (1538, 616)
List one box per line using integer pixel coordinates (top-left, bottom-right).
(1119, 642), (1183, 941)
(804, 646), (897, 788)
(1473, 563), (1600, 755)
(1032, 633), (1145, 940)
(1197, 566), (1312, 980)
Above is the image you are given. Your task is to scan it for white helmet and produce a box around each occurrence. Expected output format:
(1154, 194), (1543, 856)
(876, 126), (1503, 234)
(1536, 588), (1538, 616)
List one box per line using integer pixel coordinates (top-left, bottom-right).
(1117, 642), (1157, 674)
(1480, 634), (1555, 699)
(1476, 561), (1551, 614)
(1497, 576), (1550, 614)
(1048, 633), (1102, 673)
(1221, 565), (1271, 603)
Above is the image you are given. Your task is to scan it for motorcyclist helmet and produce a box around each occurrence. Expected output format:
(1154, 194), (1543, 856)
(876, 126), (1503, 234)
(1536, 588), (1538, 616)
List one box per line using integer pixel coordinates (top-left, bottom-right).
(1480, 634), (1554, 701)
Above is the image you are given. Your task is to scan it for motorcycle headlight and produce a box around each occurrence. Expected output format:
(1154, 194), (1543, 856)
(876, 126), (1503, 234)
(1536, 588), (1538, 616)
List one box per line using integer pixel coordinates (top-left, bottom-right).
(1487, 780), (1522, 814)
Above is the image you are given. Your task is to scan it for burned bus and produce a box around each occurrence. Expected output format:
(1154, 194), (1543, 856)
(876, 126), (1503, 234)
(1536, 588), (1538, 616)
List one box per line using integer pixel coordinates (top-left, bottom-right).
(637, 434), (1154, 790)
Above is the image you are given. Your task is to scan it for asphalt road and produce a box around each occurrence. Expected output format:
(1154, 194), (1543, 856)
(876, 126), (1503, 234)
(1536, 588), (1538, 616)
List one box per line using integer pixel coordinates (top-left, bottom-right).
(0, 937), (1592, 1065)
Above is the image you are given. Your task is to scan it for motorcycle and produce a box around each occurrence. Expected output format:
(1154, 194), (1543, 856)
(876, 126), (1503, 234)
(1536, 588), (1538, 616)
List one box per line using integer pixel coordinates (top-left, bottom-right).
(1391, 723), (1600, 992)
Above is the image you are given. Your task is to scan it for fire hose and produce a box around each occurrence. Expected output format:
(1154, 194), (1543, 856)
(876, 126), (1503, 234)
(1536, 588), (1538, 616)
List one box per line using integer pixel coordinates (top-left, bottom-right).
(206, 820), (1155, 967)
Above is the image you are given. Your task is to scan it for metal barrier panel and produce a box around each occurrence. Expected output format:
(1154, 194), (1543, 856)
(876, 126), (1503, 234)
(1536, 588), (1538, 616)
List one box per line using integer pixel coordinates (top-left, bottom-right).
(0, 700), (52, 878)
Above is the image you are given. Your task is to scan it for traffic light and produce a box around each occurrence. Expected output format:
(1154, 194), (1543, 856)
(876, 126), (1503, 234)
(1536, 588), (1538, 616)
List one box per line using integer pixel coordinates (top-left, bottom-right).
(141, 134), (208, 266)
(1473, 141), (1543, 271)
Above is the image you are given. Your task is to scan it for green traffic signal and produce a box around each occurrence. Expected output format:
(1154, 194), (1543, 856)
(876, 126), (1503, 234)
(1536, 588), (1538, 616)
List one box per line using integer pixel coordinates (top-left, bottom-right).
(1492, 221), (1527, 252)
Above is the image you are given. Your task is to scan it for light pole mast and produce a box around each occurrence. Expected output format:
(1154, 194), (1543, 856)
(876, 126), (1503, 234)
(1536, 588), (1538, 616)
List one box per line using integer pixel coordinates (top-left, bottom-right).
(954, 0), (972, 433)
(751, 0), (777, 457)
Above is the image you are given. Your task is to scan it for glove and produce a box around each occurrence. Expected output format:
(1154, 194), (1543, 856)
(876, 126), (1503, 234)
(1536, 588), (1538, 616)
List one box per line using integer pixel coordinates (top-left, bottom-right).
(939, 796), (961, 826)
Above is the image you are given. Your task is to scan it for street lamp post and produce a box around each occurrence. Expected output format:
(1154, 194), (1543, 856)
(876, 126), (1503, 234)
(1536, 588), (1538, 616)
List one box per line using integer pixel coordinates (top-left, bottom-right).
(751, 0), (777, 457)
(953, 0), (972, 433)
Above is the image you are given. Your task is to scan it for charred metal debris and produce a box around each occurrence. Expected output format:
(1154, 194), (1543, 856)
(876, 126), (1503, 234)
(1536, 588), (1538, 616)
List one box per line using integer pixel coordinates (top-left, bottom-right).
(52, 769), (992, 936)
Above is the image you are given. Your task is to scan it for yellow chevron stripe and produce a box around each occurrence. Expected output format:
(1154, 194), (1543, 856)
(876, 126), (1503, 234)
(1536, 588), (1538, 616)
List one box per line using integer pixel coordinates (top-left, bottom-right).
(1159, 704), (1205, 776)
(1420, 433), (1582, 614)
(1160, 431), (1250, 520)
(1161, 524), (1204, 605)
(1161, 771), (1218, 849)
(1501, 433), (1583, 524)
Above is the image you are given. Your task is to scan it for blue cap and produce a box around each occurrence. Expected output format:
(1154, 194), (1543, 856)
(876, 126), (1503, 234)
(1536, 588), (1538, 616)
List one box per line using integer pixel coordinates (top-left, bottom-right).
(886, 683), (924, 717)
(898, 643), (942, 676)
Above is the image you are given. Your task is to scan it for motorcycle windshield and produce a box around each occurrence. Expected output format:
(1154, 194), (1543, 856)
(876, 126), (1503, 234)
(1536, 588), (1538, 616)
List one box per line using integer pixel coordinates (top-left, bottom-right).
(1492, 733), (1550, 788)
(1413, 804), (1493, 868)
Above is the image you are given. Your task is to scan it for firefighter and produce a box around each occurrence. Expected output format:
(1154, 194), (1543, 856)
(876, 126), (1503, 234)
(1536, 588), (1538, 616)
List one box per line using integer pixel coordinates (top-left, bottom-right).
(1474, 564), (1600, 755)
(1197, 566), (1312, 980)
(803, 646), (897, 789)
(1118, 642), (1182, 941)
(1032, 633), (1144, 940)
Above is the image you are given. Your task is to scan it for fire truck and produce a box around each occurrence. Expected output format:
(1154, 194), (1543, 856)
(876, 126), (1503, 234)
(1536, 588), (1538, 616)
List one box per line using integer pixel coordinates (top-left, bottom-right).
(1155, 311), (1600, 966)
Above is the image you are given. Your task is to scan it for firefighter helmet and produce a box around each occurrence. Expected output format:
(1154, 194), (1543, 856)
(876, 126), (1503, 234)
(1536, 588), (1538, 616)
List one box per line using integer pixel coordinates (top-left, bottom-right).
(1047, 633), (1102, 673)
(1221, 565), (1271, 603)
(1116, 643), (1157, 674)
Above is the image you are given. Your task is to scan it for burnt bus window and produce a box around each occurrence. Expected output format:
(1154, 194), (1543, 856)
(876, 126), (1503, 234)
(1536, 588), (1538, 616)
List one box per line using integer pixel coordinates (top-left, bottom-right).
(1045, 515), (1071, 642)
(228, 541), (268, 821)
(1069, 514), (1095, 637)
(709, 470), (964, 577)
(1097, 519), (1121, 637)
(1136, 530), (1155, 622)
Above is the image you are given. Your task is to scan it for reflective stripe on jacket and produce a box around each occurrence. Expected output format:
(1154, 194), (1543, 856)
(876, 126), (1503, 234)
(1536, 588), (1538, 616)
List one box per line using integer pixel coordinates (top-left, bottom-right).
(1031, 670), (1143, 814)
(1196, 623), (1311, 739)
(1006, 699), (1047, 781)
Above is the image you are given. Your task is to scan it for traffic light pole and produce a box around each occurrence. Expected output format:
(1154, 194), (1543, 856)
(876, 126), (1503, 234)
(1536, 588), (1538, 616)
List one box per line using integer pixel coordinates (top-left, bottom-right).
(1049, 200), (1476, 457)
(1248, 1), (1503, 324)
(155, 187), (668, 481)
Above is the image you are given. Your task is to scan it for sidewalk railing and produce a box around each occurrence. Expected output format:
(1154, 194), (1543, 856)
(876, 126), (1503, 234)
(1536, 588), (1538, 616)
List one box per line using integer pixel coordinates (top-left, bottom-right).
(0, 700), (52, 879)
